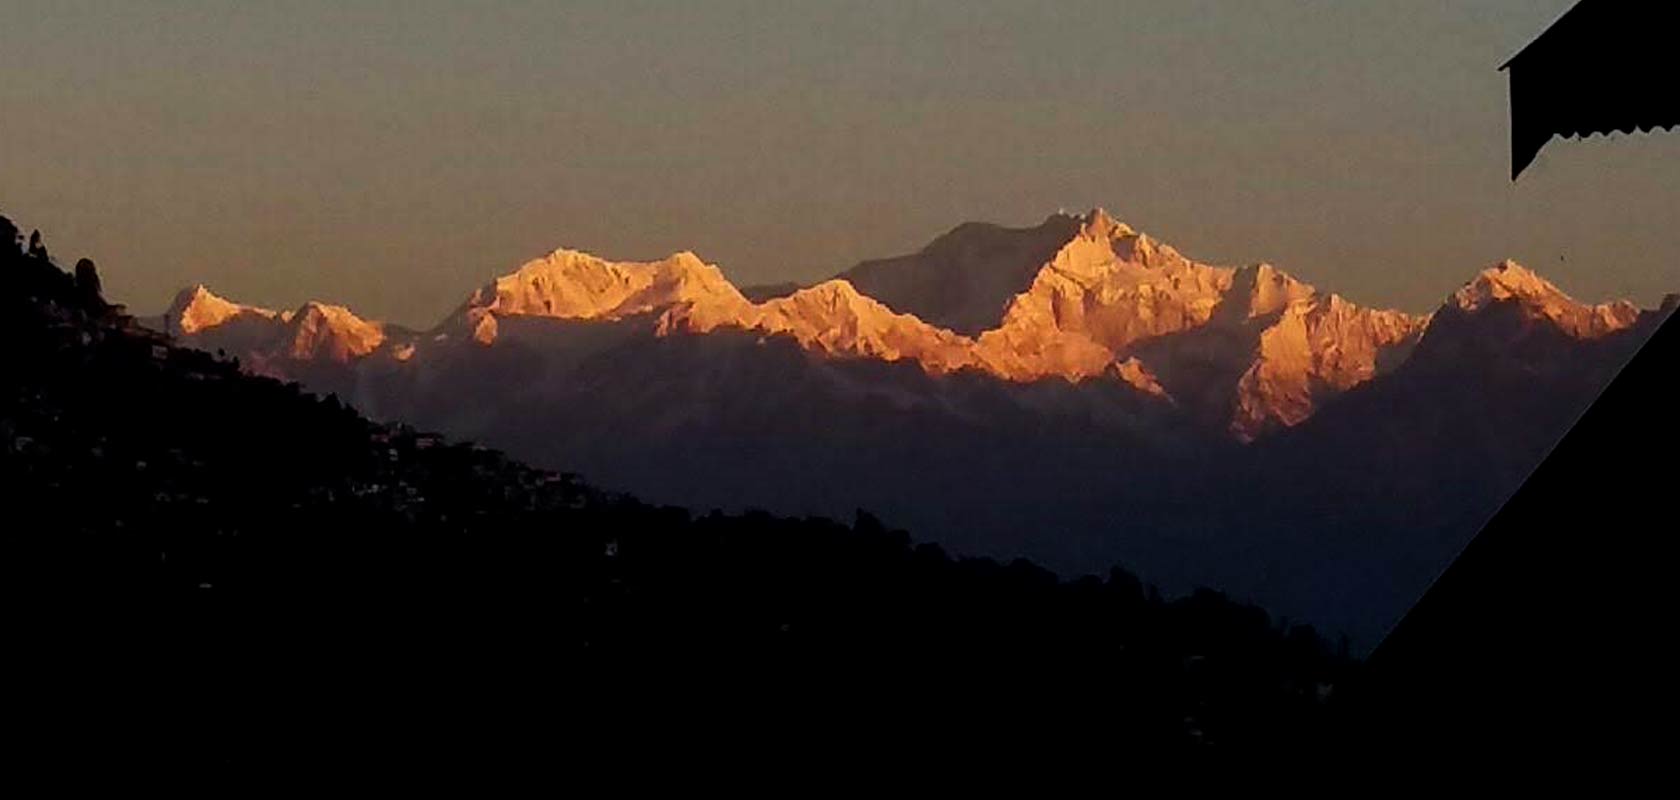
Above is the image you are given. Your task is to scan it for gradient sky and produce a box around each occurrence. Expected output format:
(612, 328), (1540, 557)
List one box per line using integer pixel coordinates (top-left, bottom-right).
(2, 0), (1675, 327)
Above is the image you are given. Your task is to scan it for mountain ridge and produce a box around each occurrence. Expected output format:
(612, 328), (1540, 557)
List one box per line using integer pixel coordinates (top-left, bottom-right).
(135, 209), (1670, 643)
(158, 209), (1645, 440)
(163, 285), (391, 370)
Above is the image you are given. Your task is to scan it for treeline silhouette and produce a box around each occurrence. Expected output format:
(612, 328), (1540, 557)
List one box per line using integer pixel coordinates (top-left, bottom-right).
(4, 214), (1348, 774)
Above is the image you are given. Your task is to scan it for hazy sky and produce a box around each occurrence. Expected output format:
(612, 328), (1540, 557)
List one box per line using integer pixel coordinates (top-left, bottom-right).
(2, 0), (1675, 326)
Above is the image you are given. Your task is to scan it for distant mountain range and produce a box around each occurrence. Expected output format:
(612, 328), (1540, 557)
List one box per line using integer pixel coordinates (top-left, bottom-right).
(3, 213), (1357, 765)
(150, 209), (1674, 643)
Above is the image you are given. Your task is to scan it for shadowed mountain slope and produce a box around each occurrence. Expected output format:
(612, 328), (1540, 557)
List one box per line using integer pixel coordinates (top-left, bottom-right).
(835, 213), (1085, 335)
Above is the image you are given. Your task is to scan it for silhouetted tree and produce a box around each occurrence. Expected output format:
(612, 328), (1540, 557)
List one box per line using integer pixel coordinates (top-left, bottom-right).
(73, 258), (103, 305)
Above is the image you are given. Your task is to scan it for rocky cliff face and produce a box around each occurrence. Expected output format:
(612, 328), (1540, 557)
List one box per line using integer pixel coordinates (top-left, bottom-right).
(717, 279), (980, 375)
(446, 248), (754, 345)
(1230, 294), (1426, 439)
(164, 285), (391, 370)
(1448, 260), (1641, 339)
(166, 284), (282, 335)
(282, 301), (388, 362)
(960, 212), (1428, 438)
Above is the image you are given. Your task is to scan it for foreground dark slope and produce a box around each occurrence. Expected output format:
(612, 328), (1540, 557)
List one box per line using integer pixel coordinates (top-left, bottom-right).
(1216, 291), (1669, 643)
(3, 216), (1347, 768)
(1334, 307), (1678, 772)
